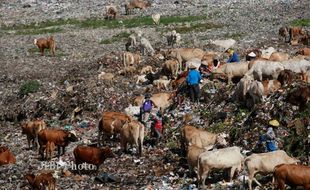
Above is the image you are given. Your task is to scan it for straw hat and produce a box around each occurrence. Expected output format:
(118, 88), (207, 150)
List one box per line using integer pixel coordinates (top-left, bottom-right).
(269, 119), (280, 127)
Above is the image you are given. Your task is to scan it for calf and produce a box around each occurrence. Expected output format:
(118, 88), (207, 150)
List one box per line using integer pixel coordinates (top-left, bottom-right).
(97, 112), (132, 146)
(198, 146), (244, 188)
(73, 145), (115, 174)
(0, 147), (16, 166)
(120, 120), (145, 157)
(38, 129), (78, 160)
(244, 150), (298, 190)
(181, 125), (227, 156)
(274, 164), (310, 190)
(21, 120), (46, 149)
(25, 172), (56, 190)
(34, 36), (56, 56)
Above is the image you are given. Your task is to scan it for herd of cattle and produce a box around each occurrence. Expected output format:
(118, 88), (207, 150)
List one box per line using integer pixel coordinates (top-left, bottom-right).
(1, 0), (310, 189)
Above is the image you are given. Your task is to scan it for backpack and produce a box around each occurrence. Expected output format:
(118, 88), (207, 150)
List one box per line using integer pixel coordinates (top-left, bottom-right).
(142, 100), (153, 112)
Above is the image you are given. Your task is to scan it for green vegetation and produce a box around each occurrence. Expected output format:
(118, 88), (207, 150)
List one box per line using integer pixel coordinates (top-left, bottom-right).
(173, 22), (223, 34)
(19, 80), (40, 96)
(292, 19), (310, 26)
(28, 47), (67, 57)
(15, 27), (62, 35)
(100, 31), (131, 44)
(223, 32), (244, 39)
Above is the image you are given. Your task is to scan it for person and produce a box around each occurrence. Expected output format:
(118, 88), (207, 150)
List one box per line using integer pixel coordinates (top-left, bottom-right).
(226, 48), (240, 63)
(265, 119), (279, 152)
(140, 94), (155, 129)
(150, 111), (163, 142)
(186, 64), (201, 102)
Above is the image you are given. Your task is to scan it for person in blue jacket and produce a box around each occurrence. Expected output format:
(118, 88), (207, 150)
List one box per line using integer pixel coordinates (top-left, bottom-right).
(186, 64), (201, 102)
(226, 48), (240, 63)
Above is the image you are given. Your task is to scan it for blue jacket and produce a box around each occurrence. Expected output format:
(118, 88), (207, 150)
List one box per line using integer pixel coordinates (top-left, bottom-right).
(186, 69), (201, 85)
(227, 52), (240, 63)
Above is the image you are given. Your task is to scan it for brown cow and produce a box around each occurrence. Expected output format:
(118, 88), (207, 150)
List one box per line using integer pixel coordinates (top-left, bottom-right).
(34, 36), (56, 56)
(181, 125), (227, 156)
(261, 79), (281, 96)
(297, 47), (310, 56)
(21, 120), (46, 149)
(0, 146), (16, 166)
(38, 129), (78, 160)
(125, 0), (151, 15)
(290, 27), (304, 42)
(120, 120), (145, 157)
(73, 145), (115, 174)
(269, 52), (290, 62)
(286, 85), (310, 111)
(123, 51), (141, 68)
(277, 69), (294, 86)
(162, 59), (180, 79)
(106, 6), (117, 20)
(25, 172), (56, 190)
(97, 112), (132, 146)
(274, 164), (310, 190)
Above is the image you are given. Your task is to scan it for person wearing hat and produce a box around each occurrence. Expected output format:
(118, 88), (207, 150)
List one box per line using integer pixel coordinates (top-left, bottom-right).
(226, 48), (240, 63)
(186, 64), (201, 102)
(246, 52), (257, 61)
(265, 119), (279, 152)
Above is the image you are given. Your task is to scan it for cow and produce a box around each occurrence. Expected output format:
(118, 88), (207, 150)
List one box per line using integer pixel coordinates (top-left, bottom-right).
(244, 150), (299, 190)
(297, 47), (310, 56)
(246, 60), (284, 81)
(38, 129), (78, 160)
(73, 145), (115, 174)
(123, 51), (141, 68)
(153, 78), (171, 90)
(25, 172), (56, 190)
(180, 125), (227, 156)
(187, 144), (213, 176)
(279, 26), (290, 42)
(277, 69), (294, 86)
(120, 120), (145, 157)
(197, 146), (244, 188)
(21, 120), (46, 149)
(273, 164), (310, 190)
(261, 47), (276, 60)
(233, 75), (253, 102)
(162, 59), (180, 79)
(281, 59), (310, 74)
(34, 36), (56, 56)
(140, 65), (154, 74)
(286, 85), (310, 111)
(0, 146), (16, 166)
(149, 91), (176, 111)
(140, 37), (155, 56)
(106, 6), (117, 20)
(152, 13), (160, 25)
(125, 0), (151, 15)
(166, 48), (205, 71)
(269, 52), (290, 62)
(97, 112), (132, 146)
(212, 62), (249, 84)
(126, 34), (137, 51)
(289, 27), (305, 42)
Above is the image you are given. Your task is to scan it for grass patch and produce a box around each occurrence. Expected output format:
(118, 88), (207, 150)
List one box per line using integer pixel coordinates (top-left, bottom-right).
(19, 80), (40, 96)
(2, 18), (79, 31)
(223, 32), (244, 39)
(292, 19), (310, 26)
(100, 31), (131, 44)
(15, 27), (63, 35)
(28, 47), (67, 57)
(173, 22), (223, 34)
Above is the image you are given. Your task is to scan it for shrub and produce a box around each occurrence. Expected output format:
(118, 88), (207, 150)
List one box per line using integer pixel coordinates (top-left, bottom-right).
(19, 80), (40, 96)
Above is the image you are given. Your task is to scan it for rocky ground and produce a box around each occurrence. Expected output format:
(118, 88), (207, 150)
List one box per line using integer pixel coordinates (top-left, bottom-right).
(0, 0), (309, 190)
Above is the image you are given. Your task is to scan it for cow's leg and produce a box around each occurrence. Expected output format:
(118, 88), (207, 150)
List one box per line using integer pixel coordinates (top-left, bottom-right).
(27, 137), (31, 149)
(277, 179), (285, 190)
(62, 146), (66, 155)
(229, 166), (237, 181)
(57, 146), (61, 158)
(200, 169), (209, 189)
(39, 145), (46, 160)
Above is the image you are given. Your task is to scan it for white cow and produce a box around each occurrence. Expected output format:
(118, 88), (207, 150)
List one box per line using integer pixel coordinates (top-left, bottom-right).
(197, 146), (244, 188)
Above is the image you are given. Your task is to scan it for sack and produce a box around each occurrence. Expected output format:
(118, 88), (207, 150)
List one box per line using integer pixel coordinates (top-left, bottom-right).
(142, 100), (152, 112)
(154, 119), (163, 134)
